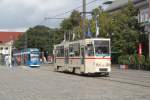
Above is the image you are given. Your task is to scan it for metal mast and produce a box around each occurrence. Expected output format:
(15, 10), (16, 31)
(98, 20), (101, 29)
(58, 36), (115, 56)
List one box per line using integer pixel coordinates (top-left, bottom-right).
(83, 0), (86, 39)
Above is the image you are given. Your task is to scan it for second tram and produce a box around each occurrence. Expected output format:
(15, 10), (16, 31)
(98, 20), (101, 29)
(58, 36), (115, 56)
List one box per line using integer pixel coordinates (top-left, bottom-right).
(13, 48), (40, 67)
(53, 38), (111, 76)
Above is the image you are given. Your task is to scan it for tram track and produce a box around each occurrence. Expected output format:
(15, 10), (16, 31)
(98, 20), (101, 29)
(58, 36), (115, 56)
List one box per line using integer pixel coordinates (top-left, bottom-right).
(110, 74), (150, 83)
(112, 70), (150, 79)
(37, 65), (150, 88)
(112, 73), (150, 80)
(95, 76), (150, 88)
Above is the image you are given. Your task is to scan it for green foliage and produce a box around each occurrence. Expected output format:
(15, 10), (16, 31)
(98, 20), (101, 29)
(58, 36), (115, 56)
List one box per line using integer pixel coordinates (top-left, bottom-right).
(14, 25), (56, 54)
(90, 2), (140, 55)
(143, 58), (150, 71)
(13, 34), (26, 49)
(128, 54), (150, 70)
(118, 54), (145, 65)
(60, 10), (82, 40)
(91, 7), (106, 37)
(110, 1), (140, 55)
(61, 18), (73, 30)
(129, 54), (145, 65)
(13, 1), (144, 60)
(118, 55), (130, 65)
(14, 10), (82, 54)
(53, 29), (64, 44)
(70, 10), (81, 27)
(99, 12), (113, 37)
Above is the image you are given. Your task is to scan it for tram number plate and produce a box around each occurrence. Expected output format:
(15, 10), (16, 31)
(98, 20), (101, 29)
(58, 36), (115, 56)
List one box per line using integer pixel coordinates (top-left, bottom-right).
(99, 68), (107, 71)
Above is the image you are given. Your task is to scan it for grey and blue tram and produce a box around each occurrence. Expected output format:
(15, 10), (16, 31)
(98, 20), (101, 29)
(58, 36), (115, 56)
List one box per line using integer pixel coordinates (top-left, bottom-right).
(13, 48), (40, 67)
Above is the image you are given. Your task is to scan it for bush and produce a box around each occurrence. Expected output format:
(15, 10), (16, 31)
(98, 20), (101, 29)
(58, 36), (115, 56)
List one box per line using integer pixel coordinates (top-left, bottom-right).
(118, 55), (130, 65)
(129, 54), (145, 65)
(142, 58), (150, 70)
(118, 54), (150, 71)
(145, 58), (150, 65)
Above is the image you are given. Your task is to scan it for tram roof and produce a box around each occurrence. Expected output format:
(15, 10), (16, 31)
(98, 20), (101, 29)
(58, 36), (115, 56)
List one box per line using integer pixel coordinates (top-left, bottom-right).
(54, 38), (110, 47)
(84, 38), (110, 41)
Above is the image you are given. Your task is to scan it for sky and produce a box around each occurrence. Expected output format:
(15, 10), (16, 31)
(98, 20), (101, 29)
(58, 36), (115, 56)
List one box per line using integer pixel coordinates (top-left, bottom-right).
(0, 0), (109, 32)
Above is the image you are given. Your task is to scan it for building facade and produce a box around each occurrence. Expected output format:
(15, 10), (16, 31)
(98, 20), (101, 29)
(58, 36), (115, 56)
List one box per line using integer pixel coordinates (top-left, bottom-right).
(0, 32), (22, 65)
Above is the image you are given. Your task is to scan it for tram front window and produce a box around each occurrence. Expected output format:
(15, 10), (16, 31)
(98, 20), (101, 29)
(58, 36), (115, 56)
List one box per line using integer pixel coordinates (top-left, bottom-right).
(94, 40), (109, 56)
(86, 44), (94, 56)
(30, 52), (39, 61)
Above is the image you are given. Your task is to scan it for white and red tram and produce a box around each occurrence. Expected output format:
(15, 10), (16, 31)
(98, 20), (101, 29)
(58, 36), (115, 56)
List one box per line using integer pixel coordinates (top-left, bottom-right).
(53, 38), (111, 76)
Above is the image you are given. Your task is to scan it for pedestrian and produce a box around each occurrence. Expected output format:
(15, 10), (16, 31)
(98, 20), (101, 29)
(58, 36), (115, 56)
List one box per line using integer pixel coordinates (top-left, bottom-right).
(12, 57), (15, 67)
(5, 55), (10, 67)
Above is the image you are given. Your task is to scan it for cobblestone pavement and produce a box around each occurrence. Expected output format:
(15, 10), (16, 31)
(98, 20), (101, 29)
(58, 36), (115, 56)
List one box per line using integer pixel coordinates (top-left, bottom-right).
(0, 65), (150, 100)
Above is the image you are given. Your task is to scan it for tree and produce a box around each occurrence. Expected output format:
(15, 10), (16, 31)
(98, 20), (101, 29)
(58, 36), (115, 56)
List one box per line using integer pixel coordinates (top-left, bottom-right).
(60, 10), (82, 40)
(90, 2), (140, 55)
(88, 1), (141, 64)
(110, 1), (140, 55)
(70, 10), (82, 27)
(90, 7), (112, 37)
(14, 25), (55, 54)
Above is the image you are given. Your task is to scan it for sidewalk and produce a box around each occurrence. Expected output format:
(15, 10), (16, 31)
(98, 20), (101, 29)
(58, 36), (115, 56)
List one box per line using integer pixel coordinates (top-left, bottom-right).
(0, 64), (33, 71)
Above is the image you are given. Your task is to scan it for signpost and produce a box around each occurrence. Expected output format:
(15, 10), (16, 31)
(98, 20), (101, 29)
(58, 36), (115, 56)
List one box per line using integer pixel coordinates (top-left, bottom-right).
(138, 43), (142, 70)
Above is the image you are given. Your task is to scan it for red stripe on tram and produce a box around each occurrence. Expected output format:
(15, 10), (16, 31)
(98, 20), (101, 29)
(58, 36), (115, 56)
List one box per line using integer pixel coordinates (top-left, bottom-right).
(56, 57), (111, 60)
(69, 57), (80, 59)
(85, 58), (111, 60)
(56, 57), (64, 59)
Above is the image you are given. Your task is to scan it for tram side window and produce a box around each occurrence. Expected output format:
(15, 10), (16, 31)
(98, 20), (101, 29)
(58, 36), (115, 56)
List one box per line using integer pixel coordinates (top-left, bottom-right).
(86, 44), (94, 56)
(69, 43), (80, 57)
(74, 43), (80, 56)
(69, 45), (74, 57)
(56, 46), (64, 57)
(28, 54), (30, 61)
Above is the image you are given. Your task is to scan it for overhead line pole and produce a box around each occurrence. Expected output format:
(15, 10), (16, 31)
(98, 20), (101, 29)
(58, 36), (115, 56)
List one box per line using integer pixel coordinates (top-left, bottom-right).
(83, 0), (86, 39)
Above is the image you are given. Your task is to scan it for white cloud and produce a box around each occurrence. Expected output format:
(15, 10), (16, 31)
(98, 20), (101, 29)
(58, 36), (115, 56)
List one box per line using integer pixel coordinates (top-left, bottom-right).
(0, 0), (107, 31)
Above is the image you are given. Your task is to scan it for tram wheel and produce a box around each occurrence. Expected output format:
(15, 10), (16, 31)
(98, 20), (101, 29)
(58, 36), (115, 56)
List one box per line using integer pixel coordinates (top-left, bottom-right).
(105, 72), (109, 77)
(72, 68), (75, 74)
(56, 66), (60, 71)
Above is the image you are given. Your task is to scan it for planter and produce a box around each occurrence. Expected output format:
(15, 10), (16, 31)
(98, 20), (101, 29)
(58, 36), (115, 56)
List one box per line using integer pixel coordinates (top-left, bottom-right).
(128, 64), (150, 71)
(128, 64), (139, 69)
(120, 65), (128, 69)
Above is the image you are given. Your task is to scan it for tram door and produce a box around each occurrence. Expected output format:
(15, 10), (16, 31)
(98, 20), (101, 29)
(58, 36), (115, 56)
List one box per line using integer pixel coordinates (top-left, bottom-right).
(80, 47), (85, 72)
(81, 47), (85, 64)
(64, 48), (69, 70)
(64, 49), (69, 64)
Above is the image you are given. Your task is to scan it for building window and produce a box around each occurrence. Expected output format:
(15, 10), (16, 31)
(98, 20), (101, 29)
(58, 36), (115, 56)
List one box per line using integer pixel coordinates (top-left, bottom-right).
(140, 8), (149, 23)
(145, 13), (149, 22)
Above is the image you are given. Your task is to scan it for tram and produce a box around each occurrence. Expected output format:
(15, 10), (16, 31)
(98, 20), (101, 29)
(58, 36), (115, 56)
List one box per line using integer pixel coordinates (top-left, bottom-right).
(53, 38), (111, 75)
(13, 48), (40, 67)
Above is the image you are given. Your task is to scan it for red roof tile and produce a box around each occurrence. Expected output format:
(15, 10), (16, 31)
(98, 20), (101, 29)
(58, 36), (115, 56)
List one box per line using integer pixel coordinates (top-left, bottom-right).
(0, 31), (23, 43)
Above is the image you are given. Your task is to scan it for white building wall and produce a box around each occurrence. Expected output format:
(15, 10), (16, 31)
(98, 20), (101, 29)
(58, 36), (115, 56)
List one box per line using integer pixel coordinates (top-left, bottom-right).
(0, 41), (13, 65)
(140, 8), (149, 23)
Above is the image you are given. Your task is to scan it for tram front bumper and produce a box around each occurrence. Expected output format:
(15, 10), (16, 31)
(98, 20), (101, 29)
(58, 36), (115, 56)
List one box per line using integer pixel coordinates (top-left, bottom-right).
(97, 67), (111, 73)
